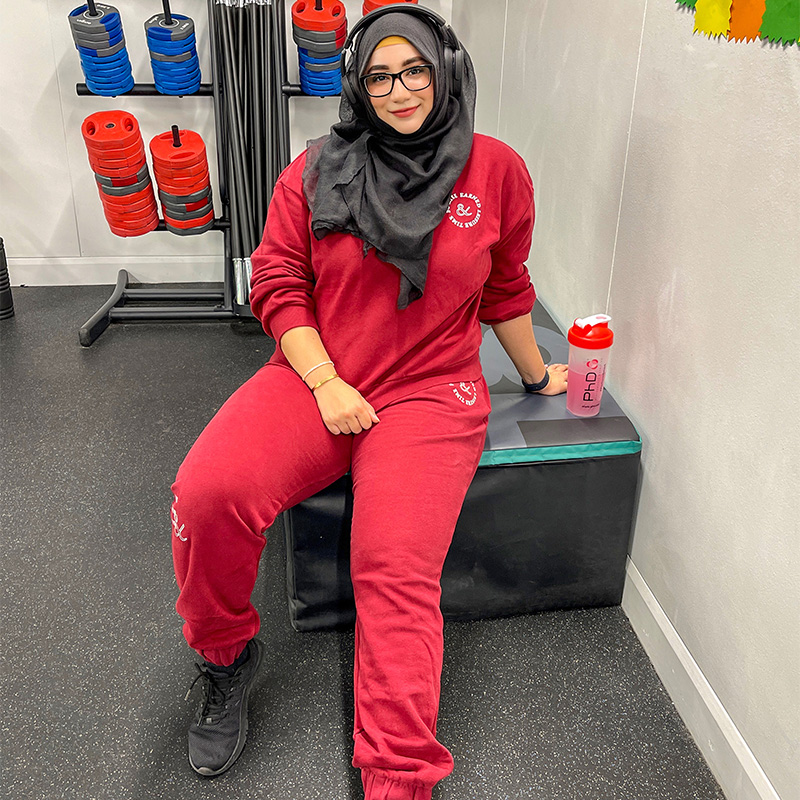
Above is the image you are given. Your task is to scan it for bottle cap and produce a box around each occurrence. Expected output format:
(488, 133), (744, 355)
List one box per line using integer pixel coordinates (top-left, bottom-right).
(568, 314), (614, 350)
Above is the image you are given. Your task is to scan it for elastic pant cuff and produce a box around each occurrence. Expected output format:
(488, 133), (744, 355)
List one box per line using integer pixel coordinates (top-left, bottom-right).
(362, 769), (434, 800)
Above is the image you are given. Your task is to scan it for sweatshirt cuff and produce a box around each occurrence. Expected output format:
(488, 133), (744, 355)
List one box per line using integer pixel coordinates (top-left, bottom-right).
(480, 285), (536, 326)
(266, 304), (320, 346)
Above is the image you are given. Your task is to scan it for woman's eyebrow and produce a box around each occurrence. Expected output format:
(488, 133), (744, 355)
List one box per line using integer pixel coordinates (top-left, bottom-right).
(365, 56), (426, 73)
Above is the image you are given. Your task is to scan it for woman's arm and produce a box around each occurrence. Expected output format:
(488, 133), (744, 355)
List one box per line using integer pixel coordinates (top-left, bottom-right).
(280, 326), (380, 435)
(491, 314), (568, 395)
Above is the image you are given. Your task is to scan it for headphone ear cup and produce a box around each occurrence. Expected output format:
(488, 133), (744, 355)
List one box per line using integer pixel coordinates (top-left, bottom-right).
(451, 47), (464, 98)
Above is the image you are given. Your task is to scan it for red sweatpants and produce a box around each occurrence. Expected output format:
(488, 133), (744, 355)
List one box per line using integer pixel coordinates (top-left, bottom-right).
(171, 363), (490, 799)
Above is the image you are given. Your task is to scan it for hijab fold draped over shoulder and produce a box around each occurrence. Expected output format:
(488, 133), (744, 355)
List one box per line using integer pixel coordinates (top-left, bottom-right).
(301, 12), (477, 309)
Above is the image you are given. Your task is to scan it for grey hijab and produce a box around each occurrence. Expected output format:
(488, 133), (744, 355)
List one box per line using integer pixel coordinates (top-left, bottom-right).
(302, 11), (477, 309)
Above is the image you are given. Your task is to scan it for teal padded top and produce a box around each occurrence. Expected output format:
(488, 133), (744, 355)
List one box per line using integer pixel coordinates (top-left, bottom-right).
(478, 302), (641, 466)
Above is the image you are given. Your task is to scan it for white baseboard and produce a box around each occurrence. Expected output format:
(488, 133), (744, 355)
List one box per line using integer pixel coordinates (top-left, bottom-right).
(7, 256), (223, 286)
(622, 560), (781, 800)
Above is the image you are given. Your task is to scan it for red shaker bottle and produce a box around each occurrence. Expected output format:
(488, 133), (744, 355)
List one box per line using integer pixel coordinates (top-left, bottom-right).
(566, 314), (614, 417)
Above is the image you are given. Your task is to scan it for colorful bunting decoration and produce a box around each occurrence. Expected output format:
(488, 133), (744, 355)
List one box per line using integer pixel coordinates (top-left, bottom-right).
(678, 0), (800, 44)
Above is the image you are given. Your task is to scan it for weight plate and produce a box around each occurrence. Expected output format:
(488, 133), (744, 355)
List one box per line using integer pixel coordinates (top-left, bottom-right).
(82, 111), (140, 144)
(293, 35), (343, 54)
(149, 129), (206, 163)
(86, 133), (144, 156)
(69, 4), (122, 27)
(69, 17), (123, 37)
(152, 76), (202, 92)
(292, 21), (347, 43)
(81, 62), (133, 82)
(94, 164), (149, 186)
(151, 63), (201, 80)
(103, 208), (159, 228)
(151, 69), (202, 85)
(75, 39), (127, 57)
(101, 193), (157, 213)
(160, 196), (213, 213)
(157, 177), (211, 195)
(89, 152), (147, 173)
(299, 60), (340, 74)
(85, 82), (135, 97)
(152, 158), (209, 179)
(72, 26), (124, 45)
(299, 83), (341, 97)
(298, 49), (342, 65)
(107, 215), (160, 231)
(146, 34), (197, 54)
(300, 71), (342, 87)
(78, 49), (130, 68)
(159, 186), (211, 204)
(97, 176), (152, 197)
(160, 203), (214, 221)
(291, 0), (347, 33)
(144, 12), (195, 41)
(164, 209), (215, 229)
(165, 217), (216, 235)
(149, 48), (195, 63)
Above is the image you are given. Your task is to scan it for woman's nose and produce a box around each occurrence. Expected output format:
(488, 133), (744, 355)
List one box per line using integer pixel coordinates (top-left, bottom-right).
(390, 77), (412, 101)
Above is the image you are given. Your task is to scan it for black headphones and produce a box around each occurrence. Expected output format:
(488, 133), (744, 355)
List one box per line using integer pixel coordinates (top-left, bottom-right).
(339, 4), (464, 113)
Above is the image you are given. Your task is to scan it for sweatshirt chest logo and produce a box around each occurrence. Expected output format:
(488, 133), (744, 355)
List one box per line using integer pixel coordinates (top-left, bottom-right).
(447, 192), (481, 229)
(450, 381), (477, 405)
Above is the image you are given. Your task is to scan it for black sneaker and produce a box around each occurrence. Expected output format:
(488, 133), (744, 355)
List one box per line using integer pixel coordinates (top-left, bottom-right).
(185, 638), (263, 776)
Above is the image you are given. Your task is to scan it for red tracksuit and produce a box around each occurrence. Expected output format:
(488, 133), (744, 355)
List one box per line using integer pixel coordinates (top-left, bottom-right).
(171, 133), (535, 799)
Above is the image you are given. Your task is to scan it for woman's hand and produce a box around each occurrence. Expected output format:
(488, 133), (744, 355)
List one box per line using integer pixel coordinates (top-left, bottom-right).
(312, 378), (381, 435)
(536, 364), (568, 396)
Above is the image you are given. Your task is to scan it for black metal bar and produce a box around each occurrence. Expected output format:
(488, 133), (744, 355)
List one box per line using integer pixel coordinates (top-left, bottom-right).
(162, 0), (173, 26)
(123, 290), (224, 301)
(110, 307), (234, 320)
(76, 83), (214, 96)
(87, 0), (98, 16)
(0, 238), (16, 320)
(79, 269), (129, 346)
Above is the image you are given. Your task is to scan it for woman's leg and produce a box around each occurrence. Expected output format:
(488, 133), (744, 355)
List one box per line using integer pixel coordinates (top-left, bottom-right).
(171, 363), (352, 667)
(348, 379), (491, 800)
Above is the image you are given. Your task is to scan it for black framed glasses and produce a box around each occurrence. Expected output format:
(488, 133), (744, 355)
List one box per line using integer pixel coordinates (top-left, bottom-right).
(361, 64), (434, 97)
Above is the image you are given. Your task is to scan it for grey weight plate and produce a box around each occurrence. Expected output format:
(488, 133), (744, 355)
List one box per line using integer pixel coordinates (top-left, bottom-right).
(149, 48), (195, 63)
(144, 13), (195, 42)
(291, 22), (346, 42)
(159, 186), (211, 204)
(75, 39), (127, 57)
(97, 175), (152, 195)
(299, 60), (340, 73)
(294, 37), (343, 55)
(94, 164), (149, 186)
(161, 203), (214, 220)
(159, 195), (212, 212)
(165, 217), (216, 235)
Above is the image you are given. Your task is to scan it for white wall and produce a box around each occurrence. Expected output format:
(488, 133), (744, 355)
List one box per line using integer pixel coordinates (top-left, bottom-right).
(489, 1), (799, 798)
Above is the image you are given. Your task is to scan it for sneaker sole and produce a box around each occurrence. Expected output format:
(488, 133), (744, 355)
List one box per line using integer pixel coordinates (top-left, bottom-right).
(188, 638), (264, 777)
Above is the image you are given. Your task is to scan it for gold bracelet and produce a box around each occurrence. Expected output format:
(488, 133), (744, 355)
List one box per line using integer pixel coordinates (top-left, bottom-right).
(310, 373), (339, 392)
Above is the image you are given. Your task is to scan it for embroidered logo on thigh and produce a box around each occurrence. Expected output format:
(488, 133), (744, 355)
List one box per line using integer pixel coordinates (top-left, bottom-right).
(450, 381), (477, 406)
(171, 494), (187, 542)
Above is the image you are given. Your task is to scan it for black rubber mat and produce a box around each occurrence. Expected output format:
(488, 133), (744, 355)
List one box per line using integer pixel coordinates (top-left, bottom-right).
(1, 286), (726, 800)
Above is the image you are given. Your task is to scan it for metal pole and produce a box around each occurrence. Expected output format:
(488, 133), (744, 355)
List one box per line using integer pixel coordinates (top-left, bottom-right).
(0, 238), (15, 320)
(251, 1), (264, 231)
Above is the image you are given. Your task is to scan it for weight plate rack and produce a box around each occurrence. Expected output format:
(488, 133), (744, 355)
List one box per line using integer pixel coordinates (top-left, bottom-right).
(77, 0), (333, 346)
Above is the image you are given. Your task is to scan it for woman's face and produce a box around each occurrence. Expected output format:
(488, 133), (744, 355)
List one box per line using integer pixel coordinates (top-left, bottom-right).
(363, 42), (435, 135)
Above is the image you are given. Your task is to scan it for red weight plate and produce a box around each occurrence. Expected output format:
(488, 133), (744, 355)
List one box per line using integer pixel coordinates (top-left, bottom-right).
(163, 209), (214, 228)
(151, 159), (209, 179)
(89, 152), (147, 173)
(149, 129), (206, 165)
(87, 138), (145, 160)
(82, 110), (142, 149)
(104, 212), (160, 231)
(98, 183), (156, 206)
(293, 20), (347, 43)
(155, 165), (210, 184)
(101, 197), (159, 218)
(156, 174), (211, 194)
(96, 172), (143, 187)
(107, 218), (160, 237)
(103, 205), (160, 224)
(291, 0), (346, 32)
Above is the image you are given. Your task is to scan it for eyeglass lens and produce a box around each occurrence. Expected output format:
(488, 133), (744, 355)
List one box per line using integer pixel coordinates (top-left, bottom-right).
(363, 65), (432, 97)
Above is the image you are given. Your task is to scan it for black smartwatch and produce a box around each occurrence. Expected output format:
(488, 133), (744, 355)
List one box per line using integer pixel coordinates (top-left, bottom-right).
(522, 369), (550, 394)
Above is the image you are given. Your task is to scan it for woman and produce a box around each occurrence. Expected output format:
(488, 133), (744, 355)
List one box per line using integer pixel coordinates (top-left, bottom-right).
(172, 7), (567, 798)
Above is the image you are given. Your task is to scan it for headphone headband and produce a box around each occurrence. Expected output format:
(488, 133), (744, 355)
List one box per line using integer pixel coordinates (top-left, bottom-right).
(340, 4), (463, 110)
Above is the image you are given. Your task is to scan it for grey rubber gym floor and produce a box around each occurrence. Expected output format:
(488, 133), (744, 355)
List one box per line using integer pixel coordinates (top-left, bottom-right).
(2, 286), (727, 800)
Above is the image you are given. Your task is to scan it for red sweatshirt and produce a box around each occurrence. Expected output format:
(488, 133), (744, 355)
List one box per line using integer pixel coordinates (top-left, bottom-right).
(249, 132), (536, 412)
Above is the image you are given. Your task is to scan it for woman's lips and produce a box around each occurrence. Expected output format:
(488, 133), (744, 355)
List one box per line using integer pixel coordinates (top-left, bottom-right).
(390, 107), (418, 118)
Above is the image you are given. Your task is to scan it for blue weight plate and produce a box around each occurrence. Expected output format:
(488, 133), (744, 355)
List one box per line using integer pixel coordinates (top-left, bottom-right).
(151, 65), (201, 81)
(84, 71), (134, 87)
(153, 76), (202, 91)
(300, 85), (341, 97)
(299, 66), (342, 83)
(70, 24), (124, 43)
(154, 83), (202, 96)
(83, 65), (133, 82)
(151, 57), (200, 72)
(299, 74), (342, 87)
(79, 50), (130, 67)
(298, 51), (342, 65)
(146, 34), (196, 53)
(300, 79), (342, 93)
(81, 54), (132, 72)
(85, 78), (135, 96)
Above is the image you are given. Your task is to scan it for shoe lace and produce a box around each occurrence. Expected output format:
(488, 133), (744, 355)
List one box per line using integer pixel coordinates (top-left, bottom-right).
(185, 664), (241, 724)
